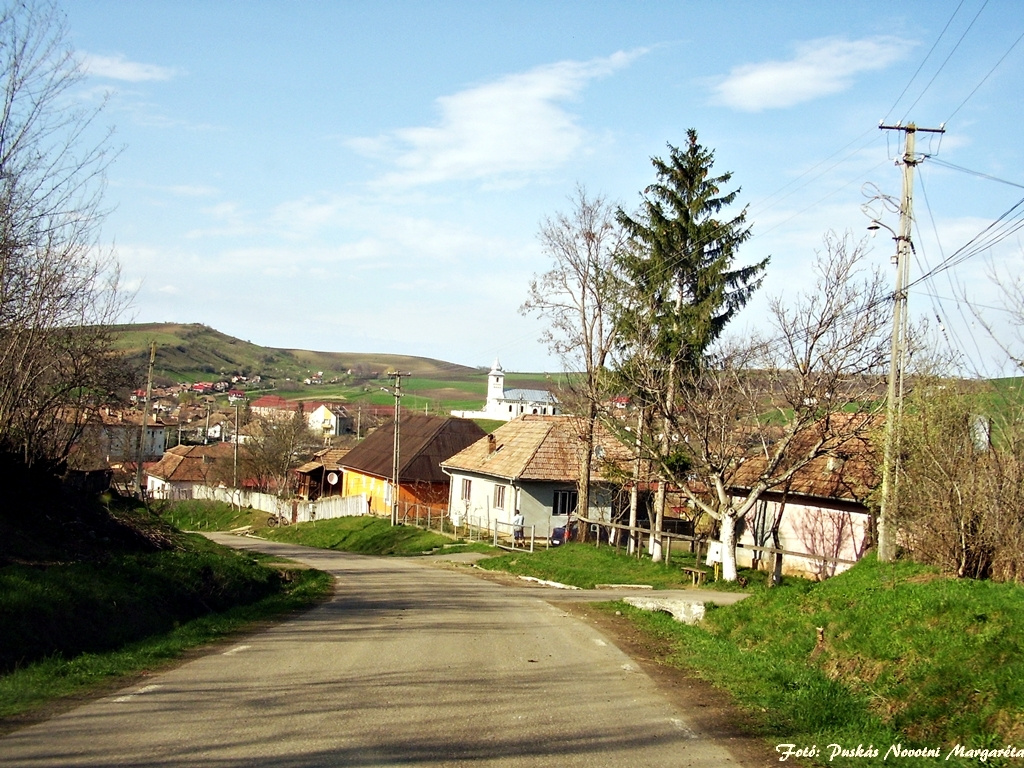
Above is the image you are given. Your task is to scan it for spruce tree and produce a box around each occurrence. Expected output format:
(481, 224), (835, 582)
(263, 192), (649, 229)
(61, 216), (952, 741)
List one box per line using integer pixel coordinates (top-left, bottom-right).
(613, 129), (768, 561)
(615, 129), (768, 371)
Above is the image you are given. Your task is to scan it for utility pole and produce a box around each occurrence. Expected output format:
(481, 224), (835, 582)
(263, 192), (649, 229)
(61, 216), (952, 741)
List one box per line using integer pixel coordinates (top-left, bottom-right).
(135, 341), (156, 500)
(233, 402), (239, 491)
(383, 372), (409, 526)
(875, 121), (944, 562)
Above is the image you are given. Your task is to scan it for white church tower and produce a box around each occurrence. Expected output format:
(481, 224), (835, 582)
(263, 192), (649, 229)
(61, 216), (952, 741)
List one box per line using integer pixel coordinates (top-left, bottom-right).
(486, 358), (505, 406)
(450, 356), (560, 422)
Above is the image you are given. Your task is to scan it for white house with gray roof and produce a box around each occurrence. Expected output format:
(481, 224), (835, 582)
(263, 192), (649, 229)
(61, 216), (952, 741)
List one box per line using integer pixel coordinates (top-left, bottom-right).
(450, 358), (559, 422)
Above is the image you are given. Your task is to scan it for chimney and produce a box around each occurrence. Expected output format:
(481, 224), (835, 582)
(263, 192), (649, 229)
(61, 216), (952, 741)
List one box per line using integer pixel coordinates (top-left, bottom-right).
(487, 434), (496, 454)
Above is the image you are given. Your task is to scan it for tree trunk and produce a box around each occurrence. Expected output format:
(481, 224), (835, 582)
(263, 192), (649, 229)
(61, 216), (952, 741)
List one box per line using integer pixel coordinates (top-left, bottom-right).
(577, 409), (594, 543)
(720, 514), (739, 581)
(650, 481), (665, 562)
(627, 409), (644, 555)
(628, 482), (639, 555)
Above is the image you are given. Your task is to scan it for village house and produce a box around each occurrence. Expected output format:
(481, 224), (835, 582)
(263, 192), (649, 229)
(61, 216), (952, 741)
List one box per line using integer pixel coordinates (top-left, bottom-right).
(726, 420), (878, 580)
(293, 447), (350, 500)
(146, 443), (236, 500)
(92, 406), (168, 464)
(441, 414), (630, 541)
(341, 414), (486, 517)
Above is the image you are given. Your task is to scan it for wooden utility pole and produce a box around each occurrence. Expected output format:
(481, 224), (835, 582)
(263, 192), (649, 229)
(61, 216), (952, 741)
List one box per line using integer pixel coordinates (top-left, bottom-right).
(385, 372), (409, 526)
(233, 402), (239, 490)
(876, 122), (944, 562)
(135, 342), (156, 499)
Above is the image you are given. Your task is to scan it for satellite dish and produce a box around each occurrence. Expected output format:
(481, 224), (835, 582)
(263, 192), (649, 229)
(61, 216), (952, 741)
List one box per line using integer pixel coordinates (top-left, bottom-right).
(327, 472), (339, 486)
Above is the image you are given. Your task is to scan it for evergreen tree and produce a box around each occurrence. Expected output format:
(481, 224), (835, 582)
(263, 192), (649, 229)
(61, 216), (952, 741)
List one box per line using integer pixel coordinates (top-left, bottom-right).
(612, 129), (768, 561)
(615, 129), (767, 371)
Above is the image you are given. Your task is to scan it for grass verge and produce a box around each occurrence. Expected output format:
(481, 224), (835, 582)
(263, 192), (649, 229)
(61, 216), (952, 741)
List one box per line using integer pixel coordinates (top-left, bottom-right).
(0, 528), (332, 725)
(157, 500), (500, 558)
(611, 554), (1024, 767)
(263, 514), (493, 556)
(475, 541), (749, 590)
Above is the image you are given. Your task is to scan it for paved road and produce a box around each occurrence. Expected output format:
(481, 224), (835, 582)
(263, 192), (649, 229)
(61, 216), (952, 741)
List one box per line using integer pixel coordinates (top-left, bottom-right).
(1, 536), (753, 767)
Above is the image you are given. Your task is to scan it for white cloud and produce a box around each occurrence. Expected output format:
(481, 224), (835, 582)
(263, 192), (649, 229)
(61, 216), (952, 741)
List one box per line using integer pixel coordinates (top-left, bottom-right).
(351, 50), (644, 187)
(712, 37), (907, 112)
(81, 52), (177, 82)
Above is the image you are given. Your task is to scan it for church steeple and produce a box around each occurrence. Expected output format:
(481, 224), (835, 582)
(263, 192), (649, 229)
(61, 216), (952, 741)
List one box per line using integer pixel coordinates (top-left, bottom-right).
(487, 357), (505, 403)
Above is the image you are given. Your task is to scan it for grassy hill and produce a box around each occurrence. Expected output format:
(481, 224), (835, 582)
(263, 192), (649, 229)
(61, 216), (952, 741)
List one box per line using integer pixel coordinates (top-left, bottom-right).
(111, 322), (561, 411)
(113, 323), (480, 383)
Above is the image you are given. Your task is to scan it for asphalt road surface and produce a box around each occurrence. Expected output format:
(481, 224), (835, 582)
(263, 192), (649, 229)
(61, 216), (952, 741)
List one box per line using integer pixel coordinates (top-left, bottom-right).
(1, 535), (757, 767)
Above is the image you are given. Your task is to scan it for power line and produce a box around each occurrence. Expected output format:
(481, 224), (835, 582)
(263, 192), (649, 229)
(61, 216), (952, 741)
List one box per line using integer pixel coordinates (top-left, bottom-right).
(881, 0), (969, 124)
(946, 27), (1024, 124)
(927, 157), (1024, 190)
(899, 0), (990, 123)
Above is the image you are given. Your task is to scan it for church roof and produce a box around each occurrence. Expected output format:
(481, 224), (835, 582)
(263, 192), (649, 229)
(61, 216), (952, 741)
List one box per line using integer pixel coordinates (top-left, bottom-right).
(502, 388), (558, 404)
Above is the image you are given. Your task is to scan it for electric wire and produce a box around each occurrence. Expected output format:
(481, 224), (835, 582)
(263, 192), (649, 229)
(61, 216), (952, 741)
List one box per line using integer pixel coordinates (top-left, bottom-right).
(914, 171), (988, 374)
(881, 0), (968, 124)
(926, 157), (1024, 190)
(945, 28), (1024, 124)
(898, 0), (990, 123)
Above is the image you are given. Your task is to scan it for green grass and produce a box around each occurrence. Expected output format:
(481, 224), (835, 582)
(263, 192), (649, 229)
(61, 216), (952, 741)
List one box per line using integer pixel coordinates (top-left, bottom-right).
(154, 499), (267, 531)
(612, 554), (1024, 767)
(0, 533), (332, 723)
(475, 541), (733, 590)
(158, 499), (501, 558)
(264, 515), (469, 556)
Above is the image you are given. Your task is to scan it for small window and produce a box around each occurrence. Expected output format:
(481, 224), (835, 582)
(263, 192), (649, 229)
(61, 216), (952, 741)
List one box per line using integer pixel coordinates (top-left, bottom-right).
(552, 489), (578, 516)
(461, 478), (472, 501)
(493, 484), (506, 510)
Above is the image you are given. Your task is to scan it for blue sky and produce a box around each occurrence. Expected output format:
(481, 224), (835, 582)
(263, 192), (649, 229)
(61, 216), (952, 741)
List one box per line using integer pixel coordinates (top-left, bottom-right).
(64, 1), (1024, 374)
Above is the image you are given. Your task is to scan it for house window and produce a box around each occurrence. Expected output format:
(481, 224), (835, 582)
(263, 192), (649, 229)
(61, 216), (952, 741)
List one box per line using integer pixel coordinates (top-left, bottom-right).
(493, 484), (506, 510)
(461, 478), (472, 501)
(552, 489), (578, 516)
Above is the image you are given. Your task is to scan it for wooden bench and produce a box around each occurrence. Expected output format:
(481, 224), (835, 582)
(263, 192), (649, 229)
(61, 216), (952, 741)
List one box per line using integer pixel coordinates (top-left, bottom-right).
(680, 566), (708, 586)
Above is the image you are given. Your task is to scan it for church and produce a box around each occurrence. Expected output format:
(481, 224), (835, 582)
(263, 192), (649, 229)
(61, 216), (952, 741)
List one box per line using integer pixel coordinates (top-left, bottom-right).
(450, 359), (560, 422)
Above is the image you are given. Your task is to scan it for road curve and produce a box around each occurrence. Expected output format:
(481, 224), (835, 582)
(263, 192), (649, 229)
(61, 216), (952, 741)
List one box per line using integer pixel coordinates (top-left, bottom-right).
(1, 535), (755, 767)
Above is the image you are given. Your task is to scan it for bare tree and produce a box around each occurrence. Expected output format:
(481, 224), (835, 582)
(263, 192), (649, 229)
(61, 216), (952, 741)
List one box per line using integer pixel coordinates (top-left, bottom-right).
(522, 186), (625, 533)
(620, 233), (890, 580)
(892, 374), (1024, 581)
(0, 1), (127, 473)
(240, 413), (318, 495)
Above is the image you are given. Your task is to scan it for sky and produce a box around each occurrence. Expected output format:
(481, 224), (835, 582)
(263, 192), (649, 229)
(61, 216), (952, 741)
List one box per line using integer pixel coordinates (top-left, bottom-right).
(61, 0), (1024, 375)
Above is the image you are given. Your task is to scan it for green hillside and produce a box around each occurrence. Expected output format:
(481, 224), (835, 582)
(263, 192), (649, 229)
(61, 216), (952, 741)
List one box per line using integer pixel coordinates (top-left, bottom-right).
(111, 323), (560, 410)
(112, 323), (480, 384)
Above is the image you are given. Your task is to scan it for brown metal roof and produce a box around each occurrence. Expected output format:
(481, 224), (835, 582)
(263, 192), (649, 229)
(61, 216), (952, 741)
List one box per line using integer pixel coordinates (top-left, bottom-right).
(340, 414), (486, 483)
